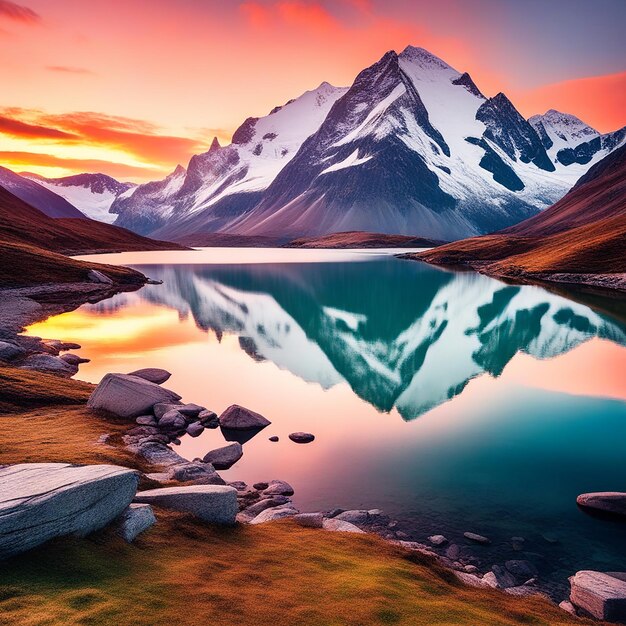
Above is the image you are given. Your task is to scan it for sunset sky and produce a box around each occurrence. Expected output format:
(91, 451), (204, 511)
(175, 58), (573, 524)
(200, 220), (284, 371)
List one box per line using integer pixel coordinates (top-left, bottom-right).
(1, 0), (625, 181)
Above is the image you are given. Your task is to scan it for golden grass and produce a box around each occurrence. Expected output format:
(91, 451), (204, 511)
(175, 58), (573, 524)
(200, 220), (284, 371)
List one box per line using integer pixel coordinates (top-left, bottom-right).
(0, 512), (587, 626)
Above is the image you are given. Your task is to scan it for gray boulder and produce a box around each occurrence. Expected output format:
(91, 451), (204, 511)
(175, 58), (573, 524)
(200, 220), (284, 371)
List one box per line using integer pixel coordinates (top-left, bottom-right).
(88, 373), (181, 418)
(335, 510), (370, 525)
(262, 480), (294, 497)
(293, 512), (324, 528)
(128, 368), (172, 384)
(249, 506), (299, 525)
(87, 269), (113, 284)
(570, 571), (626, 621)
(168, 462), (225, 485)
(113, 503), (156, 542)
(133, 485), (238, 524)
(238, 496), (291, 523)
(0, 341), (24, 361)
(202, 442), (243, 470)
(0, 463), (139, 559)
(484, 565), (517, 589)
(158, 410), (186, 430)
(198, 410), (218, 426)
(20, 354), (75, 376)
(577, 492), (626, 518)
(322, 518), (365, 533)
(505, 560), (538, 580)
(177, 403), (205, 417)
(288, 432), (315, 444)
(219, 404), (271, 430)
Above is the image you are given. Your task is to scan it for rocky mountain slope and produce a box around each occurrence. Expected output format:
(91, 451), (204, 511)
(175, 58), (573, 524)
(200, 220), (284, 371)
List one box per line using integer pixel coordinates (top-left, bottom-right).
(0, 166), (86, 219)
(23, 173), (135, 223)
(414, 142), (626, 289)
(110, 47), (625, 242)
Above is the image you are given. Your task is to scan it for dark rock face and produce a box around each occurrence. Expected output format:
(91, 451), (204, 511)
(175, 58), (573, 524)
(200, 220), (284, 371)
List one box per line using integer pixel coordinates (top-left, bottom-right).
(465, 137), (525, 191)
(231, 117), (260, 145)
(476, 93), (555, 172)
(452, 72), (484, 98)
(557, 127), (626, 165)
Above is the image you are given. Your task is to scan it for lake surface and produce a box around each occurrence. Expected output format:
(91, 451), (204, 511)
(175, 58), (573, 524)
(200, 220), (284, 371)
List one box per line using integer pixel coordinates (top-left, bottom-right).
(29, 248), (626, 595)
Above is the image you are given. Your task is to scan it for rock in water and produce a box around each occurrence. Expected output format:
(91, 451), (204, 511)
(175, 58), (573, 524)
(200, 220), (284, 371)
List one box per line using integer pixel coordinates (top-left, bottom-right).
(577, 492), (626, 518)
(218, 404), (271, 430)
(113, 503), (156, 542)
(428, 535), (448, 546)
(288, 432), (315, 444)
(87, 373), (181, 418)
(463, 531), (491, 545)
(133, 485), (238, 524)
(262, 480), (294, 496)
(0, 463), (139, 559)
(127, 368), (172, 384)
(569, 570), (626, 621)
(186, 422), (204, 437)
(335, 510), (370, 525)
(202, 442), (243, 470)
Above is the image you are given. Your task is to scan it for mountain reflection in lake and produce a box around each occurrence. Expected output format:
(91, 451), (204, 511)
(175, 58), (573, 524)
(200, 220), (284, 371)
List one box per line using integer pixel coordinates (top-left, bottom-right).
(28, 250), (626, 594)
(85, 254), (625, 420)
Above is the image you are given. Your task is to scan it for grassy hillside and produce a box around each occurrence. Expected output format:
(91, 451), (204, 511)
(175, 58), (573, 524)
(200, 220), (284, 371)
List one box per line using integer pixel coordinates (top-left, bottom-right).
(288, 231), (445, 248)
(415, 144), (626, 279)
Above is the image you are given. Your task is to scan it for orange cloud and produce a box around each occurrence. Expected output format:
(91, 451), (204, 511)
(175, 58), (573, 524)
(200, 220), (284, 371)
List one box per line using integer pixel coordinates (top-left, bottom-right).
(0, 108), (208, 171)
(0, 151), (160, 180)
(514, 72), (626, 134)
(0, 0), (38, 23)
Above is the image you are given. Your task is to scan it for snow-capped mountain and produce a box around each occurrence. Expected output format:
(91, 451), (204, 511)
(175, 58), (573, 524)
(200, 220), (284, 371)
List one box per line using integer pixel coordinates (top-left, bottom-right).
(529, 109), (625, 167)
(111, 46), (626, 241)
(0, 166), (86, 219)
(23, 173), (135, 223)
(111, 82), (347, 236)
(89, 259), (626, 420)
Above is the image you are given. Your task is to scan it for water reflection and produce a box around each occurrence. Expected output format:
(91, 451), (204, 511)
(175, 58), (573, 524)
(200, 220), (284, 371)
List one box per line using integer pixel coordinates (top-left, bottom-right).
(89, 258), (626, 420)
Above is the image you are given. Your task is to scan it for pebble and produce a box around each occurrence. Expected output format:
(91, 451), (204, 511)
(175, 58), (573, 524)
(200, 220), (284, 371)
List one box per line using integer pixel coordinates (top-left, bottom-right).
(428, 534), (448, 546)
(288, 432), (315, 444)
(464, 532), (491, 545)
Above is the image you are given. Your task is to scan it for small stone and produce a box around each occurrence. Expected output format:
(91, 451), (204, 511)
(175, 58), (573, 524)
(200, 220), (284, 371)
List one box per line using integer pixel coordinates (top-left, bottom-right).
(186, 422), (204, 437)
(136, 415), (157, 426)
(464, 532), (491, 545)
(177, 403), (205, 418)
(323, 518), (365, 533)
(0, 341), (24, 361)
(464, 565), (479, 574)
(113, 503), (156, 542)
(253, 482), (269, 491)
(327, 509), (344, 519)
(446, 544), (461, 560)
(198, 410), (218, 426)
(262, 480), (294, 497)
(171, 438), (181, 445)
(128, 368), (171, 384)
(269, 436), (279, 442)
(428, 534), (448, 546)
(505, 560), (538, 580)
(239, 496), (291, 522)
(396, 531), (409, 539)
(559, 600), (577, 616)
(288, 432), (315, 444)
(292, 512), (323, 528)
(228, 481), (248, 492)
(249, 506), (298, 524)
(153, 403), (183, 420)
(202, 442), (243, 470)
(158, 410), (186, 430)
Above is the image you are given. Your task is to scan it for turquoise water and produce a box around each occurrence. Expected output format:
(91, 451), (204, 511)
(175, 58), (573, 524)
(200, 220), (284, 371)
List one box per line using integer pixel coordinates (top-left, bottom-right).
(54, 249), (626, 595)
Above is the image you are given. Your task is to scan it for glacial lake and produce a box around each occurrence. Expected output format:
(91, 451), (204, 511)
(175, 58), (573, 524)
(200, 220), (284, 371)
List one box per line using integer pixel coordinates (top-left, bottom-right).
(28, 248), (626, 594)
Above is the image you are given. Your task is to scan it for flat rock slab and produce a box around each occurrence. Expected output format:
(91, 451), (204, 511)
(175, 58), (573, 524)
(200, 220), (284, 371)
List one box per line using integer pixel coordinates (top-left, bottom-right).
(577, 492), (626, 518)
(133, 485), (238, 525)
(570, 570), (626, 621)
(128, 368), (172, 385)
(114, 503), (156, 542)
(0, 463), (139, 559)
(464, 531), (491, 545)
(88, 373), (181, 418)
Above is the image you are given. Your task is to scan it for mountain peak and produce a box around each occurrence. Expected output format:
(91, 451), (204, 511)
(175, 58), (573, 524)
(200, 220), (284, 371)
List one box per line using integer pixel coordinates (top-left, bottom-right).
(209, 137), (221, 152)
(398, 46), (455, 73)
(172, 164), (186, 177)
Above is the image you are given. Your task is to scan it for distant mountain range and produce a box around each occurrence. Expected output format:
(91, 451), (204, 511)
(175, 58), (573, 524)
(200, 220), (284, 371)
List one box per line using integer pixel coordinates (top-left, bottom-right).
(4, 46), (624, 244)
(107, 46), (624, 242)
